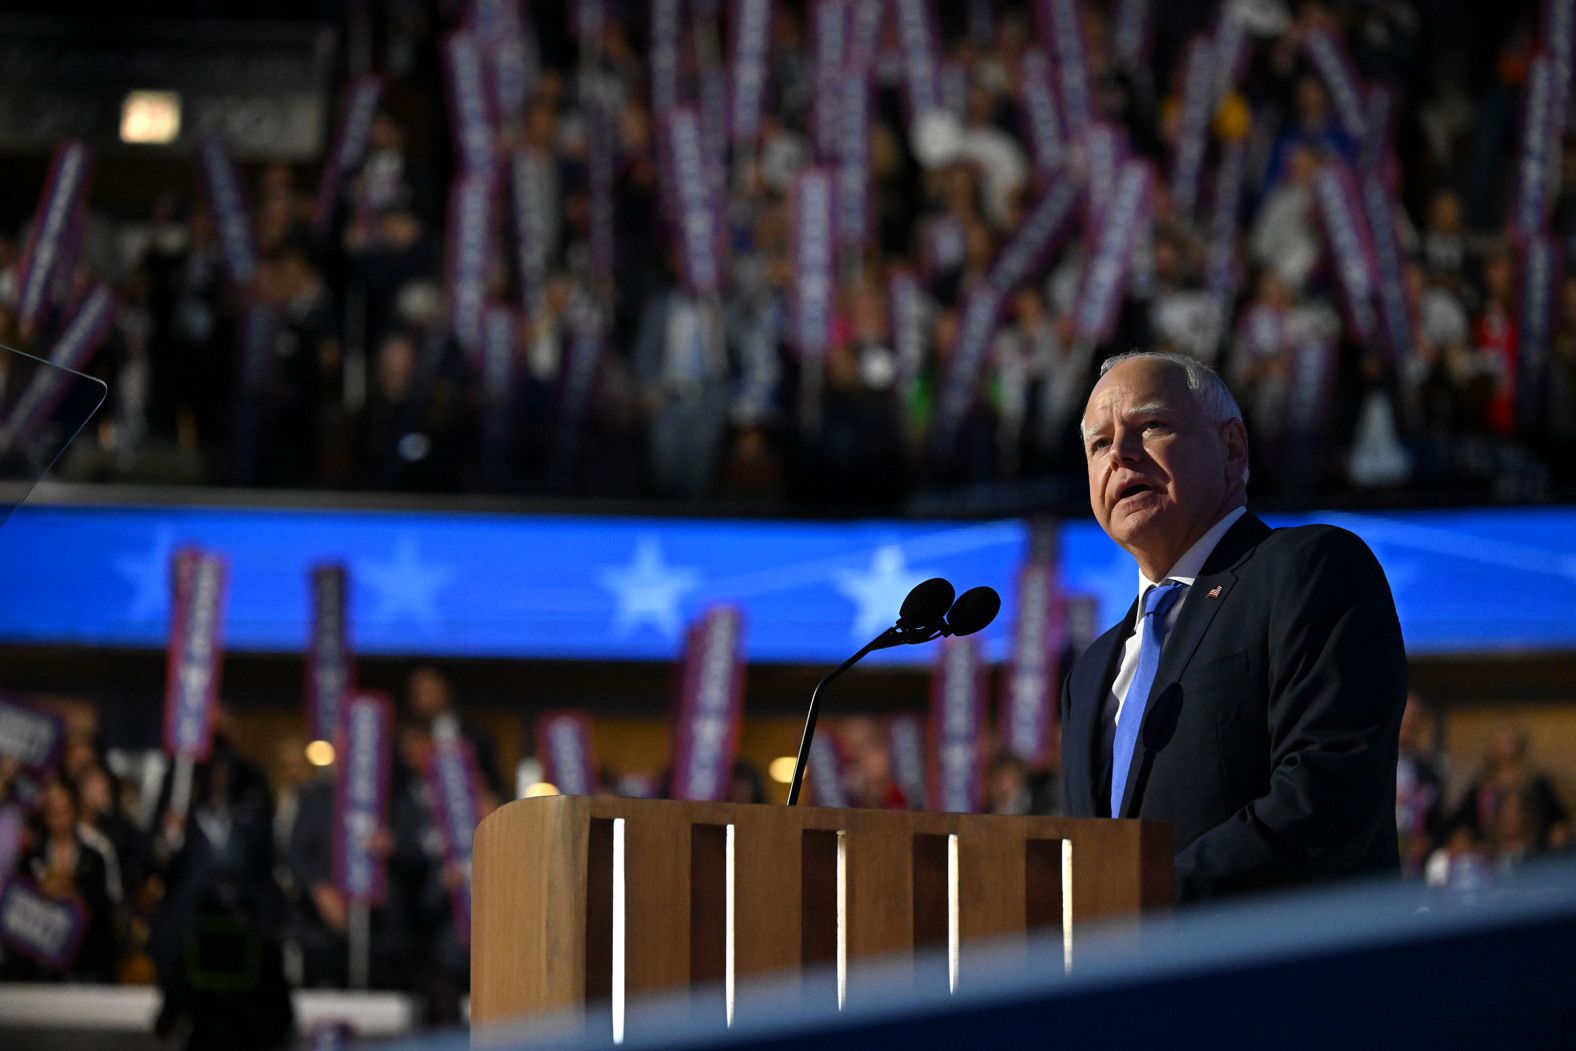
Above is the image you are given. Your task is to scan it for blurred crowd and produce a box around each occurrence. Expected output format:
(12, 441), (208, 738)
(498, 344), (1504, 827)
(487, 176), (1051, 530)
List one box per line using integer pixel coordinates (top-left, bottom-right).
(1, 0), (1574, 510)
(0, 667), (504, 1039)
(2, 671), (1568, 1037)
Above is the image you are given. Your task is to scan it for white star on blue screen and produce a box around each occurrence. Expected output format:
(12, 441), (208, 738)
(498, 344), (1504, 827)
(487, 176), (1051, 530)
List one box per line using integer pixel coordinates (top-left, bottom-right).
(115, 524), (177, 622)
(357, 537), (455, 627)
(597, 536), (700, 639)
(835, 544), (934, 640)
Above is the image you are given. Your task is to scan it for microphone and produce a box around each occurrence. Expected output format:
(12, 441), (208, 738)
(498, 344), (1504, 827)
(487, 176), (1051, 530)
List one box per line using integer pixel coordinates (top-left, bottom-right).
(785, 578), (995, 805)
(897, 577), (955, 633)
(940, 586), (1000, 637)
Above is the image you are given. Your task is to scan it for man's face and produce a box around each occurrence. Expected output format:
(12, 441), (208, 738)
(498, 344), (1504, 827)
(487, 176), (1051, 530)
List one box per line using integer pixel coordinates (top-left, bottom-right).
(1082, 358), (1246, 576)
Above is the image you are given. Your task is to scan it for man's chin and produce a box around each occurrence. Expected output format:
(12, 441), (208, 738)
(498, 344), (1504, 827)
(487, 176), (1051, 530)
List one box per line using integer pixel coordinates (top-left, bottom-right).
(1107, 502), (1173, 548)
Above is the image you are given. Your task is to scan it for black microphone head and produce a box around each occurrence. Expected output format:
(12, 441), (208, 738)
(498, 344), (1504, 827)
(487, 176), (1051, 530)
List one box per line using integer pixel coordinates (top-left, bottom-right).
(944, 586), (1001, 637)
(897, 577), (955, 631)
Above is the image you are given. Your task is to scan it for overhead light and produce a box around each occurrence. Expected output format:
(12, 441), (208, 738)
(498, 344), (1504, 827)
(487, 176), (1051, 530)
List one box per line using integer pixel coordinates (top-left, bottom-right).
(121, 90), (182, 145)
(767, 757), (797, 784)
(305, 739), (336, 767)
(524, 782), (560, 798)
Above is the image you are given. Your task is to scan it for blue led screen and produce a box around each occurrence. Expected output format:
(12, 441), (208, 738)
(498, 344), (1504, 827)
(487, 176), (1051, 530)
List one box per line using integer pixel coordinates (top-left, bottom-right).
(0, 503), (1570, 662)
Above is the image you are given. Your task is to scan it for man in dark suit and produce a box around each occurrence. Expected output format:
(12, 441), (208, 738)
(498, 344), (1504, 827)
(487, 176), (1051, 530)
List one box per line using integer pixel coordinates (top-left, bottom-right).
(1061, 351), (1406, 901)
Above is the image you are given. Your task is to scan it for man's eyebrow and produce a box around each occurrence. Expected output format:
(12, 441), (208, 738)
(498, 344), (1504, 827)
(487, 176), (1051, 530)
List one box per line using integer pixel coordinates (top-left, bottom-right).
(1126, 401), (1174, 418)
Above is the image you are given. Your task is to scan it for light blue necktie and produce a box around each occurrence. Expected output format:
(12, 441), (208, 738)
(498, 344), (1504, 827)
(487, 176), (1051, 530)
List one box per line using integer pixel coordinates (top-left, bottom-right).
(1110, 580), (1186, 817)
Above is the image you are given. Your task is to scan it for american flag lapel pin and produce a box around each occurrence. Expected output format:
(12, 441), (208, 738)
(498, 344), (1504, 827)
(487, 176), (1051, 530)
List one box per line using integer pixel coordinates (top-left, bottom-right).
(1206, 584), (1224, 599)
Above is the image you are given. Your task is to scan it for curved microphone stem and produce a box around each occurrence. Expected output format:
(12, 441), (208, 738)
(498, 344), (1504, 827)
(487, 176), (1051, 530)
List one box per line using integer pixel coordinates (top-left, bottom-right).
(785, 633), (887, 806)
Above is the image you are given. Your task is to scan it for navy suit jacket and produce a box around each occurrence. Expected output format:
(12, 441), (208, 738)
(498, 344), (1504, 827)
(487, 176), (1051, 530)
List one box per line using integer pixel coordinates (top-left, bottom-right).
(1060, 512), (1407, 901)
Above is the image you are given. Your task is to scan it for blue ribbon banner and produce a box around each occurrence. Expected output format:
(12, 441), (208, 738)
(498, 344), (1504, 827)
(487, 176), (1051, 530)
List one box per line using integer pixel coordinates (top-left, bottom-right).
(1017, 49), (1065, 176)
(931, 636), (984, 813)
(16, 141), (91, 332)
(537, 711), (597, 796)
(196, 137), (255, 289)
(892, 0), (942, 116)
(334, 692), (391, 904)
(2, 505), (1575, 661)
(729, 0), (773, 142)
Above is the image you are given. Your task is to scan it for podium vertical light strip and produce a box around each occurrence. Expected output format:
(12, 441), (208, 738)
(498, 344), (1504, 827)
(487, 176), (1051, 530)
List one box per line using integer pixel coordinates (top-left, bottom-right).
(612, 817), (626, 1044)
(725, 823), (736, 1026)
(946, 833), (959, 993)
(836, 830), (847, 1010)
(1061, 839), (1074, 972)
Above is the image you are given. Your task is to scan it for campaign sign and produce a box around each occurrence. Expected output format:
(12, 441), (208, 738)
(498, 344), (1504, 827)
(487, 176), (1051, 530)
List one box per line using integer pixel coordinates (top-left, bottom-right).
(888, 269), (929, 401)
(1039, 0), (1094, 139)
(425, 736), (484, 944)
(196, 136), (256, 289)
(1073, 159), (1153, 346)
(790, 168), (837, 359)
(808, 732), (849, 808)
(442, 30), (495, 176)
(0, 285), (116, 458)
(478, 0), (531, 133)
(837, 76), (873, 249)
(585, 97), (618, 284)
(1111, 0), (1155, 69)
(1363, 169), (1414, 363)
(0, 806), (23, 881)
(987, 176), (1082, 296)
(661, 108), (724, 297)
(306, 563), (353, 745)
(1169, 37), (1215, 219)
(16, 140), (92, 332)
(162, 549), (228, 761)
(1287, 335), (1337, 436)
(536, 711), (598, 797)
(888, 714), (927, 810)
(0, 692), (64, 784)
(891, 0), (942, 116)
(931, 285), (1005, 454)
(1001, 560), (1064, 765)
(312, 76), (383, 237)
(1017, 49), (1065, 176)
(1513, 54), (1558, 237)
(0, 877), (86, 971)
(729, 0), (774, 142)
(1081, 121), (1127, 230)
(930, 635), (985, 813)
(446, 173), (493, 354)
(1206, 138), (1249, 312)
(1302, 28), (1369, 142)
(509, 149), (550, 313)
(1518, 234), (1561, 431)
(671, 607), (747, 802)
(1313, 161), (1379, 345)
(811, 0), (849, 160)
(334, 693), (392, 905)
(650, 0), (682, 117)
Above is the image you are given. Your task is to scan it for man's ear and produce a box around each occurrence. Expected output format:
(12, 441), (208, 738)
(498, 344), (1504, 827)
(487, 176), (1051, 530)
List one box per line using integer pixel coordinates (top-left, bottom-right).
(1222, 418), (1250, 485)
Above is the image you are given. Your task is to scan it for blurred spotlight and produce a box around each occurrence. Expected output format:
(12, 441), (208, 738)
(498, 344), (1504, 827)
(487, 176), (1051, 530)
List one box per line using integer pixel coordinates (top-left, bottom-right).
(120, 91), (181, 145)
(305, 739), (336, 767)
(524, 782), (560, 798)
(768, 756), (797, 784)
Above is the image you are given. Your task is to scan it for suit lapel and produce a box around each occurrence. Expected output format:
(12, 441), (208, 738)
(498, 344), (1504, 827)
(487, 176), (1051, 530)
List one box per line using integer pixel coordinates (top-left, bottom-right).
(1116, 512), (1272, 818)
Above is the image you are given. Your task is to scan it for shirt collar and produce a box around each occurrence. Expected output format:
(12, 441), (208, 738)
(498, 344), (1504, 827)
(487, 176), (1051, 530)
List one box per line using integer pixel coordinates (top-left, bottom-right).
(1138, 505), (1248, 596)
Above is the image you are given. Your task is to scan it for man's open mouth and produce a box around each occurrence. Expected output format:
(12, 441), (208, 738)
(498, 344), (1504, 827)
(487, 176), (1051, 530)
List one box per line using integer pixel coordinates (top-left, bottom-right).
(1115, 483), (1154, 505)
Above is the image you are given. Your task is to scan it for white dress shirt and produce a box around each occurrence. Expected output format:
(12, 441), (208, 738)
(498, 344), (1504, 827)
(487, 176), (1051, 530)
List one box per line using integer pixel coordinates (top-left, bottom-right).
(1107, 505), (1248, 731)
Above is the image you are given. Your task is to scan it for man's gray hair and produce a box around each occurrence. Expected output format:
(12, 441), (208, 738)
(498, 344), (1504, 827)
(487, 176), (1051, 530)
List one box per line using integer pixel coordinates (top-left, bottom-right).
(1088, 350), (1244, 434)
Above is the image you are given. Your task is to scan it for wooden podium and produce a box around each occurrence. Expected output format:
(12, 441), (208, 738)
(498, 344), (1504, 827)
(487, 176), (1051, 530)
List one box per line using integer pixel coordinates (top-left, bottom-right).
(471, 797), (1170, 1032)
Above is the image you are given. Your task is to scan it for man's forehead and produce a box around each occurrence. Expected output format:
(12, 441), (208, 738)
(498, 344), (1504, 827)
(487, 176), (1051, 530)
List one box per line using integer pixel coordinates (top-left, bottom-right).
(1083, 363), (1192, 424)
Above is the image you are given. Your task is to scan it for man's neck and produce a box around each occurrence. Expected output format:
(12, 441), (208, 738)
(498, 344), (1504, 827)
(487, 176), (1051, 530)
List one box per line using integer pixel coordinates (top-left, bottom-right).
(1135, 502), (1247, 583)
